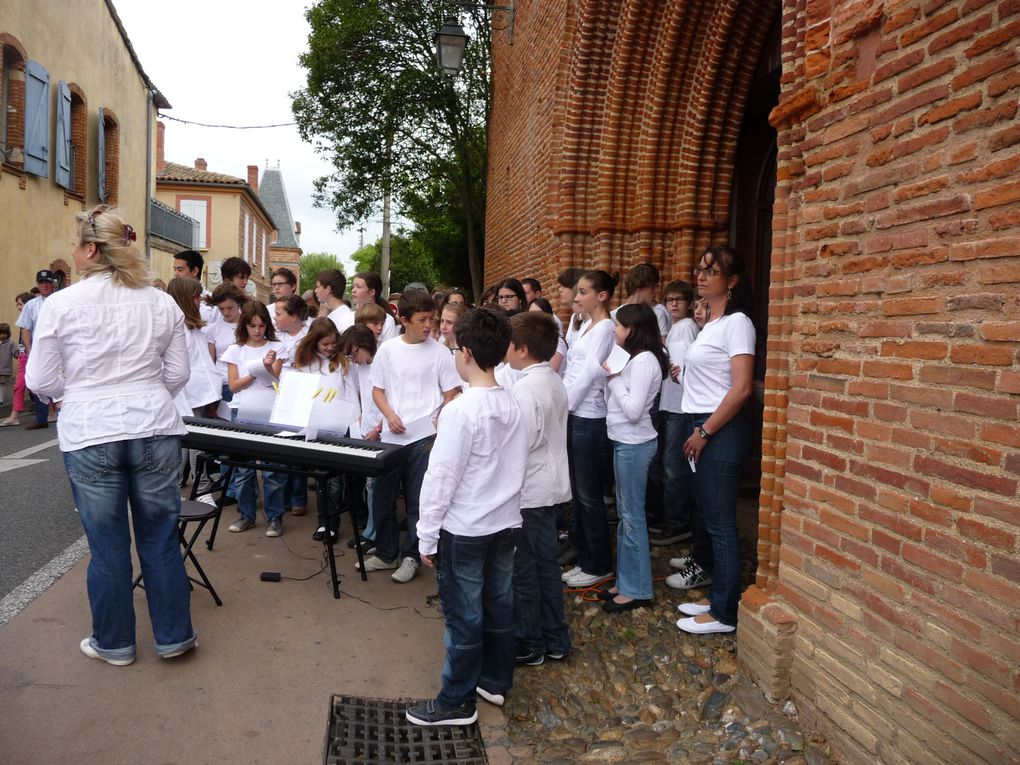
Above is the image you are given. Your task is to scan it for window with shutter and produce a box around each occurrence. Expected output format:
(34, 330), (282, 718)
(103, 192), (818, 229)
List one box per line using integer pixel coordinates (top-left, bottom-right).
(1, 41), (28, 168)
(23, 60), (49, 178)
(178, 198), (208, 249)
(55, 81), (71, 189)
(97, 106), (106, 201)
(97, 108), (119, 204)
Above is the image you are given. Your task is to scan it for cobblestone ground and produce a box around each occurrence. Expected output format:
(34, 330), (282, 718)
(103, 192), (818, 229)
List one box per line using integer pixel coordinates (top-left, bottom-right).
(486, 542), (838, 765)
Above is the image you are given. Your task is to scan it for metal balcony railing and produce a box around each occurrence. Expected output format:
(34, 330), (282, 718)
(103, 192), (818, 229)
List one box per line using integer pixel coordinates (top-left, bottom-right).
(150, 198), (198, 248)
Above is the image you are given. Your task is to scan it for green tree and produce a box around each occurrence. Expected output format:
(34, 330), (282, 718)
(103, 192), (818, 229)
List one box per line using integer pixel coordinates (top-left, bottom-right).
(351, 232), (440, 293)
(299, 251), (347, 295)
(292, 0), (489, 300)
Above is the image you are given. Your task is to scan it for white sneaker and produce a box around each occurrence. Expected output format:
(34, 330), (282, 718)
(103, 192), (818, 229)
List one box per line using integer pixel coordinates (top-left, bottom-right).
(391, 556), (420, 583)
(560, 565), (582, 583)
(355, 555), (399, 572)
(677, 601), (712, 616)
(669, 555), (693, 570)
(564, 570), (613, 588)
(676, 616), (735, 634)
(79, 637), (134, 666)
(476, 686), (505, 706)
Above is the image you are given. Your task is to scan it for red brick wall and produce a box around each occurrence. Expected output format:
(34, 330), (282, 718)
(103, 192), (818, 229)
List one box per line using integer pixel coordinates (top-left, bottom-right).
(764, 1), (1018, 761)
(487, 0), (1019, 762)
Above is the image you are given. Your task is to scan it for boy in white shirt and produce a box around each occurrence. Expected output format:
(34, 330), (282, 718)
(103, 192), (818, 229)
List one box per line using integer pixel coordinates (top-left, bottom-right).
(316, 269), (354, 331)
(406, 307), (528, 727)
(363, 291), (461, 583)
(505, 311), (572, 666)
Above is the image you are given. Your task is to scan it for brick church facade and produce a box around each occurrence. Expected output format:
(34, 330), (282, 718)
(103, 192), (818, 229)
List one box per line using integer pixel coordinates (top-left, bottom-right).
(484, 1), (1018, 762)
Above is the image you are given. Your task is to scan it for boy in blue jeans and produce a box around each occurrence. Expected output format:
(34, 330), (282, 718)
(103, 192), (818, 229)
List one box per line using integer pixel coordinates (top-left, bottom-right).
(406, 308), (529, 727)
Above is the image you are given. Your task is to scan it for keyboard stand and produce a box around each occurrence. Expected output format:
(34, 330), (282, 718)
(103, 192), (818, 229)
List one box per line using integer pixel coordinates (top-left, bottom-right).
(201, 453), (368, 599)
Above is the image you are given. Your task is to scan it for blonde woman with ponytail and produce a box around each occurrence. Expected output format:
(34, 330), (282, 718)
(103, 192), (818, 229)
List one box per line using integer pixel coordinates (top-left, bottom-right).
(25, 205), (197, 666)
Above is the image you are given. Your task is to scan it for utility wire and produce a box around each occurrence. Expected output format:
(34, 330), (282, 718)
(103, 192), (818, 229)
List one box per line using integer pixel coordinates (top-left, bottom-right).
(159, 113), (296, 130)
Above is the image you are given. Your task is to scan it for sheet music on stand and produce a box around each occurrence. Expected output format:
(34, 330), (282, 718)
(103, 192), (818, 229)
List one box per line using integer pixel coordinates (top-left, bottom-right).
(270, 369), (356, 440)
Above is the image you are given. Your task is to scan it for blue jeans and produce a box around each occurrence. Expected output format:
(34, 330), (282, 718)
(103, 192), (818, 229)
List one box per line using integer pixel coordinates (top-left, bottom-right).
(612, 439), (656, 600)
(30, 391), (49, 425)
(686, 411), (751, 626)
(283, 472), (307, 510)
(662, 412), (696, 533)
(232, 465), (287, 522)
(436, 528), (516, 708)
(513, 507), (571, 657)
(63, 436), (196, 660)
(372, 435), (434, 562)
(567, 415), (611, 575)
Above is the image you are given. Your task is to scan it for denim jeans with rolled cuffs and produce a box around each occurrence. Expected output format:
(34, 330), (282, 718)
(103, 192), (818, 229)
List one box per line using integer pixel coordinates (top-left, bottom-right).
(371, 435), (434, 563)
(662, 412), (696, 535)
(612, 439), (657, 600)
(63, 436), (196, 661)
(567, 414), (612, 576)
(232, 466), (287, 523)
(436, 528), (516, 708)
(513, 507), (571, 658)
(686, 410), (751, 626)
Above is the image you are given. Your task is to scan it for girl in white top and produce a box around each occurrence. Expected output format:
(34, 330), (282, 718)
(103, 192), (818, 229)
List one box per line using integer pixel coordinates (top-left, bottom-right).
(204, 283), (249, 403)
(675, 245), (756, 637)
(560, 270), (619, 589)
(167, 278), (220, 416)
(527, 298), (567, 373)
(290, 318), (362, 541)
(25, 205), (196, 663)
(222, 301), (286, 536)
(275, 295), (311, 363)
(599, 304), (669, 611)
(341, 323), (381, 546)
(351, 272), (399, 343)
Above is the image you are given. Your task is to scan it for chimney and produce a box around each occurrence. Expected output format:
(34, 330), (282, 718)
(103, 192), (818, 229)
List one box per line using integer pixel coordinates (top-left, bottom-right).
(247, 164), (259, 191)
(294, 221), (301, 245)
(156, 121), (165, 172)
(194, 158), (207, 171)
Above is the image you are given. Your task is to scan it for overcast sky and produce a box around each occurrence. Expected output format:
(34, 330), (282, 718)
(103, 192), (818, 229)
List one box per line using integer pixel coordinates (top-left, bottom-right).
(113, 0), (380, 271)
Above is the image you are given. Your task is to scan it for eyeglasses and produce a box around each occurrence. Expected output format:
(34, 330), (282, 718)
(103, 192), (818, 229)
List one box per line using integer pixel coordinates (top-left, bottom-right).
(665, 296), (687, 304)
(271, 281), (290, 287)
(448, 346), (461, 354)
(496, 293), (516, 302)
(692, 266), (723, 278)
(345, 347), (359, 359)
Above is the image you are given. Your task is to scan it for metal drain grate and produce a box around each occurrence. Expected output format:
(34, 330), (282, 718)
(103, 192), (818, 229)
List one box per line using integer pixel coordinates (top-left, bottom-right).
(325, 695), (488, 765)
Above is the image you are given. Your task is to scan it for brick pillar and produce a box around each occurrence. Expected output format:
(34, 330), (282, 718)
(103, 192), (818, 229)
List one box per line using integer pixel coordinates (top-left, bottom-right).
(247, 164), (258, 191)
(737, 586), (797, 701)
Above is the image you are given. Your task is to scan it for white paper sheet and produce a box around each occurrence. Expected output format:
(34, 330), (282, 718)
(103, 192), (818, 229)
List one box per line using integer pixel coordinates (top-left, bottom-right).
(216, 400), (235, 422)
(235, 389), (277, 425)
(247, 358), (277, 383)
(310, 396), (356, 438)
(604, 344), (632, 375)
(269, 370), (320, 429)
(380, 415), (437, 445)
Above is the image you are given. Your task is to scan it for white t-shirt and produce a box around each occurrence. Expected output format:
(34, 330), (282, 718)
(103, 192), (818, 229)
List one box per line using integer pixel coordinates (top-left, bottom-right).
(379, 313), (399, 343)
(206, 319), (239, 383)
(562, 318), (615, 417)
(511, 362), (571, 509)
(181, 325), (220, 409)
(610, 303), (672, 338)
(606, 351), (663, 444)
(277, 322), (310, 365)
(416, 386), (528, 555)
(370, 336), (462, 430)
(659, 318), (699, 414)
(328, 304), (355, 332)
(681, 312), (755, 413)
(354, 361), (383, 438)
(220, 341), (283, 408)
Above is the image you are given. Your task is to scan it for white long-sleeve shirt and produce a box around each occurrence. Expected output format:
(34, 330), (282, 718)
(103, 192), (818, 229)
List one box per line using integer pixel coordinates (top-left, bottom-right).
(606, 350), (663, 444)
(25, 273), (188, 451)
(416, 386), (528, 556)
(562, 318), (615, 416)
(511, 362), (571, 509)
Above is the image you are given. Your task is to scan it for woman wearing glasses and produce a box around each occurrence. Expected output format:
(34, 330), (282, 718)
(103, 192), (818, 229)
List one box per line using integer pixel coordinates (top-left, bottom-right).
(672, 245), (755, 636)
(25, 205), (197, 666)
(494, 278), (527, 311)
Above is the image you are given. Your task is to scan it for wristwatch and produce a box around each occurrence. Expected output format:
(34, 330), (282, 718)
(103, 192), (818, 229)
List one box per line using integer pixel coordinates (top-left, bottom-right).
(698, 426), (712, 440)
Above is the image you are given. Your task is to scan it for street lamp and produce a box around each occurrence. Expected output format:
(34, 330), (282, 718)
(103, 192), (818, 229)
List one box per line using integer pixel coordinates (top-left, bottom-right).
(434, 1), (516, 77)
(435, 16), (469, 77)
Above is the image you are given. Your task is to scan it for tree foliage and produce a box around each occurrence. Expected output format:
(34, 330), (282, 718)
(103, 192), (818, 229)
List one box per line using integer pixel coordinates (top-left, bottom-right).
(351, 232), (441, 293)
(299, 251), (347, 295)
(292, 0), (490, 299)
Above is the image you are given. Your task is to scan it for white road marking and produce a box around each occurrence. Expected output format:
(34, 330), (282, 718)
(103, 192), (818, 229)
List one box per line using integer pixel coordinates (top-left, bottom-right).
(3, 437), (60, 459)
(0, 536), (89, 628)
(0, 458), (47, 473)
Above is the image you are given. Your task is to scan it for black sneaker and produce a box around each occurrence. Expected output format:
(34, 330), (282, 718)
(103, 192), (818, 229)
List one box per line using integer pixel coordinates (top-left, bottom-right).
(515, 650), (545, 667)
(650, 527), (693, 546)
(405, 699), (477, 726)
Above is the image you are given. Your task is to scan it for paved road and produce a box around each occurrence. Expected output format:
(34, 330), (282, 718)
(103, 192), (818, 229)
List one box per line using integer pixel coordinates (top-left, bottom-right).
(0, 402), (82, 601)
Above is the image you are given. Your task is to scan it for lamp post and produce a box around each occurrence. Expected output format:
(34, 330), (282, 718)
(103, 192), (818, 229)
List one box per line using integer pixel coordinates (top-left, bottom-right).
(434, 1), (515, 76)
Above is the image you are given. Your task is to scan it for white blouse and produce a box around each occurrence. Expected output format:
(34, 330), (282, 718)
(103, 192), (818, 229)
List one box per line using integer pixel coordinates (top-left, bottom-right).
(25, 273), (188, 452)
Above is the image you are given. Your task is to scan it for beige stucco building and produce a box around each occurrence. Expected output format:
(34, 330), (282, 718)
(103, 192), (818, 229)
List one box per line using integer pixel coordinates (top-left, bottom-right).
(0, 0), (185, 317)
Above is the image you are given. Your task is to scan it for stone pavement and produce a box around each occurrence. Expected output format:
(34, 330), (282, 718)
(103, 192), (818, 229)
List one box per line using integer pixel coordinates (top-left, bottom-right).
(0, 486), (836, 764)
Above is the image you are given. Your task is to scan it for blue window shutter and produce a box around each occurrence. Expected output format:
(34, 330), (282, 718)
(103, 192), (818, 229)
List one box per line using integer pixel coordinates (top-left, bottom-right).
(23, 60), (50, 178)
(97, 107), (107, 203)
(55, 81), (71, 189)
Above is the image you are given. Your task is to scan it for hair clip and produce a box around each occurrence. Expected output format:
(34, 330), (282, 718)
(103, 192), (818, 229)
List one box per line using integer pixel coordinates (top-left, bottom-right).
(123, 224), (137, 243)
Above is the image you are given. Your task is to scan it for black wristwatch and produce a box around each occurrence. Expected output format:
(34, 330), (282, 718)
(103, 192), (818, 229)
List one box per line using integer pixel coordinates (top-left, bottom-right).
(698, 426), (712, 440)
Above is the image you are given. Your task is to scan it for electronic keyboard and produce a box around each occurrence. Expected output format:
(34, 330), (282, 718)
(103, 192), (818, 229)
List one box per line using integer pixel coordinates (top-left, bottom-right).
(181, 417), (404, 477)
